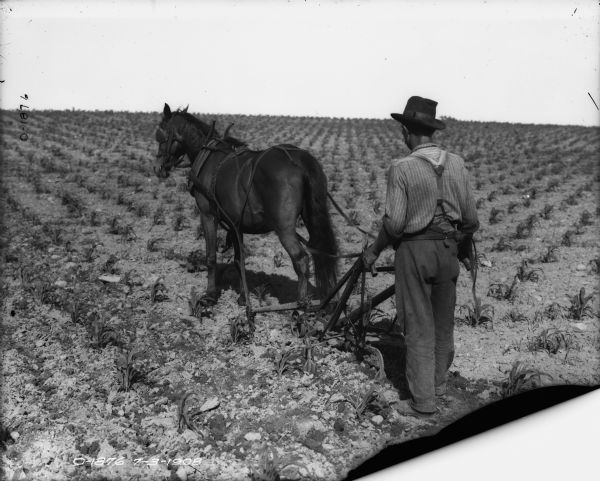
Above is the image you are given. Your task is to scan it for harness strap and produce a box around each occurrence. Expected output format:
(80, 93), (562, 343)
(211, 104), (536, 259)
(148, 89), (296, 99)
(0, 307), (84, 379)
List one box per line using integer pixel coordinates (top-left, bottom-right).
(236, 147), (280, 229)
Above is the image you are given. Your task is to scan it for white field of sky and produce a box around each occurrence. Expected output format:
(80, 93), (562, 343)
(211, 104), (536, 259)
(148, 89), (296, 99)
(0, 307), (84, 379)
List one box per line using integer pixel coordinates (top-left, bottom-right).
(0, 0), (598, 126)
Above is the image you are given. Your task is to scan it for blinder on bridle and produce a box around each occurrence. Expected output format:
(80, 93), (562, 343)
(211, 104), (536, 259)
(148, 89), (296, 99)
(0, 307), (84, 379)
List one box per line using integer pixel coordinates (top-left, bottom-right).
(155, 125), (186, 172)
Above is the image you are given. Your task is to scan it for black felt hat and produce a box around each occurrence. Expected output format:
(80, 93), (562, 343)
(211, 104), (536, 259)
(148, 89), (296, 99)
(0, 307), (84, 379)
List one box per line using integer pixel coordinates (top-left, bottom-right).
(391, 96), (446, 130)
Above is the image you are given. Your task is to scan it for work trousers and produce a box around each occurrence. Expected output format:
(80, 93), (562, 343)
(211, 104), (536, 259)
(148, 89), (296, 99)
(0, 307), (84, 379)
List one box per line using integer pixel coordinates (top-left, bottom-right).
(395, 238), (460, 413)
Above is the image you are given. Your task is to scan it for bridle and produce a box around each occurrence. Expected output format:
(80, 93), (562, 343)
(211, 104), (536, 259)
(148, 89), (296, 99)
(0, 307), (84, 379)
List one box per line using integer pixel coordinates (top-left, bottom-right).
(156, 118), (233, 172)
(156, 125), (187, 171)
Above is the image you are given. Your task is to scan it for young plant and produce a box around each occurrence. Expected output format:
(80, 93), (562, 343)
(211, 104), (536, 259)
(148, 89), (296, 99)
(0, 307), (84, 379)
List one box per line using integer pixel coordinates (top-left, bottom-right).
(539, 244), (558, 263)
(487, 190), (498, 202)
(152, 206), (165, 225)
(146, 237), (164, 252)
(560, 230), (575, 247)
(572, 219), (586, 235)
(502, 309), (529, 323)
(89, 210), (102, 226)
(579, 210), (593, 226)
(341, 386), (378, 419)
(459, 296), (494, 327)
(108, 216), (122, 235)
(501, 361), (552, 397)
(527, 187), (538, 199)
(249, 450), (280, 481)
(567, 288), (594, 320)
(515, 260), (543, 282)
(274, 346), (301, 377)
(252, 283), (271, 307)
(150, 277), (167, 303)
(230, 314), (254, 343)
(487, 276), (520, 302)
(545, 178), (559, 192)
(173, 213), (189, 231)
(300, 336), (318, 375)
(133, 202), (149, 218)
(507, 201), (519, 214)
(488, 207), (504, 225)
(120, 225), (136, 242)
(69, 300), (86, 324)
(543, 302), (564, 321)
(273, 251), (284, 268)
(348, 210), (360, 226)
(514, 221), (532, 239)
(528, 327), (573, 358)
(82, 244), (96, 263)
(491, 237), (513, 252)
(116, 348), (145, 392)
(89, 316), (119, 349)
(102, 254), (119, 274)
(60, 190), (84, 216)
(290, 309), (323, 338)
(539, 204), (554, 220)
(565, 193), (578, 206)
(188, 287), (211, 319)
(28, 280), (52, 304)
(42, 223), (64, 245)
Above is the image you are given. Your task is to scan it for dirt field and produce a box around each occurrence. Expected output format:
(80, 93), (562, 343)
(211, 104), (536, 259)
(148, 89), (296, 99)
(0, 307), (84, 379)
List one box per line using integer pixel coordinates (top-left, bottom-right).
(1, 110), (599, 480)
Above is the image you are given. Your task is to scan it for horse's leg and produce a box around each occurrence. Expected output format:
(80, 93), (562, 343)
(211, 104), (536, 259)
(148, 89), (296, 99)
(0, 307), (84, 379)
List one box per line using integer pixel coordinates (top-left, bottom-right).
(200, 212), (219, 303)
(277, 228), (310, 302)
(232, 231), (247, 305)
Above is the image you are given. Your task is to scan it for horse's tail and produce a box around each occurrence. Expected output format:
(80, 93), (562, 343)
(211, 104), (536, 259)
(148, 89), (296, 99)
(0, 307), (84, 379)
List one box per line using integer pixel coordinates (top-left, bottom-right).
(299, 152), (338, 299)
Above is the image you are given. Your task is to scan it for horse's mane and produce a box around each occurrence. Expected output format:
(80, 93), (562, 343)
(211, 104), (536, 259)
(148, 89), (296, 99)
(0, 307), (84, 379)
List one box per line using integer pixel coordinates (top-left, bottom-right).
(176, 110), (216, 137)
(164, 109), (248, 148)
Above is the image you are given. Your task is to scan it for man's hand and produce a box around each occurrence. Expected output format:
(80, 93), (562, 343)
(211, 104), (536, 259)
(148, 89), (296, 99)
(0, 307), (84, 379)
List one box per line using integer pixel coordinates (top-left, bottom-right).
(457, 235), (473, 268)
(362, 244), (380, 270)
(460, 257), (472, 271)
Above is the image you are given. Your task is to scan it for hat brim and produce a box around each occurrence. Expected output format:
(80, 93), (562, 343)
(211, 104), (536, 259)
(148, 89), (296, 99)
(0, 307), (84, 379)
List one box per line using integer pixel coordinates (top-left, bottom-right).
(391, 113), (446, 130)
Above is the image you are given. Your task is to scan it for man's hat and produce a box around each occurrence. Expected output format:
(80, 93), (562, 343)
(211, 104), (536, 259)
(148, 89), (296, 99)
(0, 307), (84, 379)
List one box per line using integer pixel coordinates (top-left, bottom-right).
(391, 96), (446, 130)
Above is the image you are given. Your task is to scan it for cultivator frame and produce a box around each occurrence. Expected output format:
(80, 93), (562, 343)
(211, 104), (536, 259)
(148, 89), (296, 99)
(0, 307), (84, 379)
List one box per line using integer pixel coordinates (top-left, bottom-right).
(252, 255), (400, 343)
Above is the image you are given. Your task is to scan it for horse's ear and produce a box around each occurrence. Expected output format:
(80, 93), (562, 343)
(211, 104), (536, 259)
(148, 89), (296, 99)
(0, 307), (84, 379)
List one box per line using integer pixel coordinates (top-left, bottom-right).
(182, 105), (189, 113)
(163, 103), (172, 118)
(207, 120), (216, 140)
(223, 123), (234, 139)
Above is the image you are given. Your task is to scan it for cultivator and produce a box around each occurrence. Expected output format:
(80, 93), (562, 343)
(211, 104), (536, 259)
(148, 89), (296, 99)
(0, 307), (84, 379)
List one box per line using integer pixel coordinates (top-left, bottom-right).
(252, 253), (400, 345)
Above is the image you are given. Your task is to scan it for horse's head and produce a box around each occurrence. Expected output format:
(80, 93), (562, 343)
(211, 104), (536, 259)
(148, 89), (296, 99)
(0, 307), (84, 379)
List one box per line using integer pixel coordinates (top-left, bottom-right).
(153, 103), (188, 178)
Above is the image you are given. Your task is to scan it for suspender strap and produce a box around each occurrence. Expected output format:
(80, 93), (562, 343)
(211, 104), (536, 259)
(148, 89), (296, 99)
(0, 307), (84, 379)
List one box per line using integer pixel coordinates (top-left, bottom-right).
(411, 150), (449, 217)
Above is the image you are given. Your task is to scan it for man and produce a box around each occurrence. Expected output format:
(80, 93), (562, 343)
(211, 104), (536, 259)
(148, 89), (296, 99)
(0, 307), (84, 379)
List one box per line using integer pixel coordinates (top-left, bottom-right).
(363, 96), (479, 415)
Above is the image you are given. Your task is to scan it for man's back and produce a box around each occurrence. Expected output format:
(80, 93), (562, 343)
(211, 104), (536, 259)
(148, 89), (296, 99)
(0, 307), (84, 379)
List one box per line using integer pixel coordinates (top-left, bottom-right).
(384, 144), (479, 237)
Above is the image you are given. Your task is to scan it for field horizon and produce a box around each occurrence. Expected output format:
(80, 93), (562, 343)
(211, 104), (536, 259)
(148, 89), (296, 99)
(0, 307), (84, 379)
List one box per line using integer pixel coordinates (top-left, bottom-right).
(3, 108), (598, 129)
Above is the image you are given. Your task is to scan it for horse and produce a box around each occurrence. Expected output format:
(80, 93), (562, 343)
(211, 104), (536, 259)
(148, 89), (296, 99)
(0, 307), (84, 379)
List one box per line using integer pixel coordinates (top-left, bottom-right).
(153, 103), (338, 307)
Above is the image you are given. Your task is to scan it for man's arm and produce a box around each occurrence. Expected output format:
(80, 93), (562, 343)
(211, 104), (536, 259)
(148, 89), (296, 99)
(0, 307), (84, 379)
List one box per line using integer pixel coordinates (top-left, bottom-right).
(457, 163), (480, 270)
(460, 164), (480, 235)
(363, 164), (407, 266)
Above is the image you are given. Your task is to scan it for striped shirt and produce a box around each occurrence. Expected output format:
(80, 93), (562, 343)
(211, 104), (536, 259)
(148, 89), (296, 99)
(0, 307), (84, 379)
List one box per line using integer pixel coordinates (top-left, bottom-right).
(383, 143), (479, 237)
